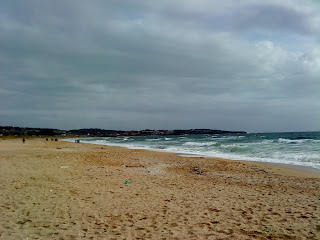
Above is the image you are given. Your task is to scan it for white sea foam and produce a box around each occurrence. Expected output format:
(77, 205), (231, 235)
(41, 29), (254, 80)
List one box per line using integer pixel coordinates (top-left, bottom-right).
(278, 138), (311, 144)
(221, 136), (241, 140)
(183, 141), (216, 147)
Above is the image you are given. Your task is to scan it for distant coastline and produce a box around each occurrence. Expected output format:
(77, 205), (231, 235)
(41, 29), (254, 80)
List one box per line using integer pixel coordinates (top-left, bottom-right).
(0, 126), (246, 137)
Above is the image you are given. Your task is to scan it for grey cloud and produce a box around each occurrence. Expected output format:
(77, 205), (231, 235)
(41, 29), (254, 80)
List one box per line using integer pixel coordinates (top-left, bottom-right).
(168, 0), (319, 35)
(1, 0), (319, 132)
(231, 3), (316, 35)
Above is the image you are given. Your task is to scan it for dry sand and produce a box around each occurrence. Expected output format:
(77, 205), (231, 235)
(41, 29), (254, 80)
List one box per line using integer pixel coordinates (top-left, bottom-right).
(0, 138), (319, 239)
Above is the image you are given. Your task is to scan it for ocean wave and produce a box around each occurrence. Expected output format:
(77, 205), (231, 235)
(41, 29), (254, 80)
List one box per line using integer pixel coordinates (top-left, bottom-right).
(219, 144), (250, 153)
(254, 140), (273, 144)
(165, 137), (173, 141)
(221, 136), (240, 140)
(278, 138), (311, 144)
(183, 141), (217, 147)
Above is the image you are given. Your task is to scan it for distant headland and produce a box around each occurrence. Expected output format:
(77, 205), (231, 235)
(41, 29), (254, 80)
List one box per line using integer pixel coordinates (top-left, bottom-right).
(0, 126), (247, 137)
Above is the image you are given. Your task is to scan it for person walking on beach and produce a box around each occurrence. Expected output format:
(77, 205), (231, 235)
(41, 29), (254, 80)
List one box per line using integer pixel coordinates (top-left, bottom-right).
(22, 138), (25, 143)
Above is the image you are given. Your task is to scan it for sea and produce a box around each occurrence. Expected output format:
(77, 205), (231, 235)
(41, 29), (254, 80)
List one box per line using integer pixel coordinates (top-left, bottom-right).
(64, 132), (320, 171)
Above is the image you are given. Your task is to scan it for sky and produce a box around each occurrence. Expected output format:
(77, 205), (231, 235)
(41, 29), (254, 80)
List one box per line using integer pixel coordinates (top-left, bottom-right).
(1, 0), (320, 132)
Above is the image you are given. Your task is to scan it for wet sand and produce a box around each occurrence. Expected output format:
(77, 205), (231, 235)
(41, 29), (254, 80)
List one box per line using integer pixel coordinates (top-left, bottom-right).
(0, 138), (319, 239)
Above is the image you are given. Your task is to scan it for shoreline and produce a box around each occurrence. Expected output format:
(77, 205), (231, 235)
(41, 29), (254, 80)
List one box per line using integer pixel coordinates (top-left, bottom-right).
(1, 138), (319, 239)
(179, 153), (320, 174)
(63, 138), (320, 177)
(262, 162), (320, 174)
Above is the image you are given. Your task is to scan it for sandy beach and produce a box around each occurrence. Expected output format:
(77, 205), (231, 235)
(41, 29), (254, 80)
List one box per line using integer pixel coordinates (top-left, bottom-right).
(0, 138), (319, 239)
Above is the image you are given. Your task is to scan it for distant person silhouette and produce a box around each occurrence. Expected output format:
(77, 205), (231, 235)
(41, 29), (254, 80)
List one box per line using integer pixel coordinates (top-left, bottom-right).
(22, 138), (25, 143)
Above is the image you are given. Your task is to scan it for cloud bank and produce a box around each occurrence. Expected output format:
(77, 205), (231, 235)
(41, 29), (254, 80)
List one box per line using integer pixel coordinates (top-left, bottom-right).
(1, 0), (319, 132)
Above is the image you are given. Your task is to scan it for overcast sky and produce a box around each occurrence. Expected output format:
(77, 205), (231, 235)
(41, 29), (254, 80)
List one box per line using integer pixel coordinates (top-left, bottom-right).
(1, 0), (319, 132)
